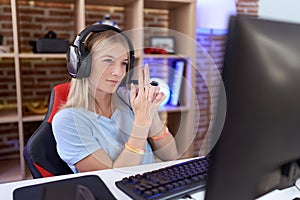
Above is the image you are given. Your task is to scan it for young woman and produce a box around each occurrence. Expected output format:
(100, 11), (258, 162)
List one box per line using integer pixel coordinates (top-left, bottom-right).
(52, 25), (178, 173)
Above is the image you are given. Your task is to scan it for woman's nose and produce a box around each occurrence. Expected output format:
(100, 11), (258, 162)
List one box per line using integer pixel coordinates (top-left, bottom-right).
(111, 62), (124, 76)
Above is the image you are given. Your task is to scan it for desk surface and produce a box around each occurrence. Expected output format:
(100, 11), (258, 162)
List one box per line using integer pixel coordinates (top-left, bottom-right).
(1, 158), (300, 200)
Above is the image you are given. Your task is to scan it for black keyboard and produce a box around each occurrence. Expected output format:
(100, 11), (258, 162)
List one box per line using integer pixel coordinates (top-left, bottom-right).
(115, 156), (210, 200)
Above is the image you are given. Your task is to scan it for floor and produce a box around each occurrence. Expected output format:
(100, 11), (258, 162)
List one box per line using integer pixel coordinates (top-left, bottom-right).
(0, 158), (32, 184)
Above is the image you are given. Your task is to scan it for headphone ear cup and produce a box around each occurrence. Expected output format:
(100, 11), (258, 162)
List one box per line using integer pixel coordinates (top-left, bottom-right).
(66, 45), (80, 78)
(76, 53), (92, 78)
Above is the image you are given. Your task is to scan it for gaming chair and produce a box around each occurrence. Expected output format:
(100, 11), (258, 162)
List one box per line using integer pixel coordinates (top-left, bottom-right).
(23, 82), (74, 178)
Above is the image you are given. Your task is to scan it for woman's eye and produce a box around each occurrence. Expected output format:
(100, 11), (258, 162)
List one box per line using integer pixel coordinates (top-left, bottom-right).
(122, 62), (129, 67)
(103, 59), (114, 63)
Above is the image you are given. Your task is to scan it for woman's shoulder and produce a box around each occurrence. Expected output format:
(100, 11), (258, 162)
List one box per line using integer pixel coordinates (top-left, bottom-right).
(52, 107), (73, 124)
(53, 107), (92, 124)
(54, 107), (77, 118)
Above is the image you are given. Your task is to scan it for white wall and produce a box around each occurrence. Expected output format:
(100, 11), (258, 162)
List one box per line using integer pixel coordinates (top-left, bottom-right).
(259, 0), (300, 24)
(196, 0), (236, 30)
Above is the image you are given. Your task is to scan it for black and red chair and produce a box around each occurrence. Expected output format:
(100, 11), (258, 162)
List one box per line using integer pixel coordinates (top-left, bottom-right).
(24, 82), (74, 178)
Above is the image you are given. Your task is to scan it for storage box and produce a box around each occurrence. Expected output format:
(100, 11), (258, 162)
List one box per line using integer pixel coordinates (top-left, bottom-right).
(30, 38), (69, 53)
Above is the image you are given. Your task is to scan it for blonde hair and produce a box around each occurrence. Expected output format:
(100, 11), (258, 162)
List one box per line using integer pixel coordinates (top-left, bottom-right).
(63, 30), (131, 110)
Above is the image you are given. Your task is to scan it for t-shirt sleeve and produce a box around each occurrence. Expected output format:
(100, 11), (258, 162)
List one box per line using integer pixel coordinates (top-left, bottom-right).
(52, 108), (101, 166)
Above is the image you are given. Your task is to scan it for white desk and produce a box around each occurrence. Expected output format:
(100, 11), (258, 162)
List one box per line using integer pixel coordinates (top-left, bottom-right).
(1, 158), (300, 200)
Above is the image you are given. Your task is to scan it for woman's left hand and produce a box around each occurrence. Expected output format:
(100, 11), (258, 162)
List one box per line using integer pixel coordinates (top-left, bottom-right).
(130, 64), (165, 126)
(144, 64), (166, 112)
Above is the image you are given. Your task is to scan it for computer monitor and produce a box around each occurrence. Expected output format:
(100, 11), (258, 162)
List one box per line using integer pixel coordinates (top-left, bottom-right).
(205, 16), (300, 200)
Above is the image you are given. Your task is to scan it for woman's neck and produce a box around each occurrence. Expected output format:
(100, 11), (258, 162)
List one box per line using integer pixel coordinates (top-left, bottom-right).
(93, 90), (114, 118)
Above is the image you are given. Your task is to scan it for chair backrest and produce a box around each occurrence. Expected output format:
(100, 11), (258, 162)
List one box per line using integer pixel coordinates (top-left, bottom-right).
(24, 82), (74, 178)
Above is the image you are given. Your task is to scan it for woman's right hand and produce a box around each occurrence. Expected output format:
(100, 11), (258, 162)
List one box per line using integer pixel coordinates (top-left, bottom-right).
(130, 64), (165, 127)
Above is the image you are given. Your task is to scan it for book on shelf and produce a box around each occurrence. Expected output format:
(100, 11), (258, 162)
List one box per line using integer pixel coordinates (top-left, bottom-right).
(168, 59), (186, 106)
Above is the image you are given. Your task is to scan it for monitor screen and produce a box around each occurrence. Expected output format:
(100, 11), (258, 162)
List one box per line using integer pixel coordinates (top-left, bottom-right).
(205, 16), (300, 200)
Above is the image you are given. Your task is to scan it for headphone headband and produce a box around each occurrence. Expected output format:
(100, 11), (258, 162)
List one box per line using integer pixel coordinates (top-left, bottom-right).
(66, 24), (135, 79)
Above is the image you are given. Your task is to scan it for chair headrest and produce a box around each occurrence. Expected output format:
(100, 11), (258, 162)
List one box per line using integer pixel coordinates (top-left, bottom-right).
(47, 82), (70, 123)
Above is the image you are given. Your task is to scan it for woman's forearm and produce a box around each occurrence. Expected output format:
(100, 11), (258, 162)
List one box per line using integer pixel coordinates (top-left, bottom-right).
(149, 114), (179, 161)
(150, 127), (178, 161)
(113, 122), (149, 168)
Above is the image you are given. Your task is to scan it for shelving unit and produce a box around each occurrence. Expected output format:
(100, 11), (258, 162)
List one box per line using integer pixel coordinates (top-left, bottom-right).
(1, 0), (196, 181)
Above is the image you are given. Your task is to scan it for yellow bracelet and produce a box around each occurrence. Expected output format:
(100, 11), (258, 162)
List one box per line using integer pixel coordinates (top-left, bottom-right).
(151, 127), (169, 140)
(125, 142), (145, 154)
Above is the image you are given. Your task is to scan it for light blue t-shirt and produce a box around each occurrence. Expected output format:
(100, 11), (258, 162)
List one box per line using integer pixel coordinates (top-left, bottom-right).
(52, 94), (155, 173)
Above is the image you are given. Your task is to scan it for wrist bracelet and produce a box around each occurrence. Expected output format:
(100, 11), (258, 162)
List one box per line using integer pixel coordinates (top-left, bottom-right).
(125, 142), (145, 154)
(151, 127), (169, 140)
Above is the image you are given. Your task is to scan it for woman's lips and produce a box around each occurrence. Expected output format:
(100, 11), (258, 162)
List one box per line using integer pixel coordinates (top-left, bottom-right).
(107, 79), (119, 84)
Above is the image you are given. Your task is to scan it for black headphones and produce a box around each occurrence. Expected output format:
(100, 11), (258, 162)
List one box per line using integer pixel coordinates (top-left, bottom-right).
(66, 24), (135, 79)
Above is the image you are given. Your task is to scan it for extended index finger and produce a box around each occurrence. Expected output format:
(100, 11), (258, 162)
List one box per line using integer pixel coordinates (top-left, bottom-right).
(144, 63), (150, 86)
(144, 64), (150, 97)
(138, 66), (144, 95)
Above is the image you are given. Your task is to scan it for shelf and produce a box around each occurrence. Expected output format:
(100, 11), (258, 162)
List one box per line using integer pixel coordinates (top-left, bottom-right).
(0, 53), (66, 59)
(16, 0), (75, 3)
(19, 53), (66, 59)
(16, 0), (138, 5)
(0, 111), (19, 124)
(85, 0), (138, 6)
(0, 53), (16, 58)
(23, 115), (45, 122)
(145, 0), (195, 9)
